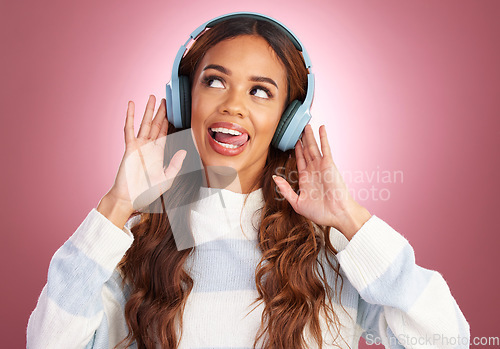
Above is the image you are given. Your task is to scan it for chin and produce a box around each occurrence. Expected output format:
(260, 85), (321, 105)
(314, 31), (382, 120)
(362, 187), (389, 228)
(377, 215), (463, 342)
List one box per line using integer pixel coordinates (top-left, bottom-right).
(202, 156), (241, 172)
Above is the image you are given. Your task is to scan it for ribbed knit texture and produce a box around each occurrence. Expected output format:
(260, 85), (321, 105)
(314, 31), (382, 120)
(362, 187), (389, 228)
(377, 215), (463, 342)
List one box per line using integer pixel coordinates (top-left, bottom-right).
(27, 187), (470, 348)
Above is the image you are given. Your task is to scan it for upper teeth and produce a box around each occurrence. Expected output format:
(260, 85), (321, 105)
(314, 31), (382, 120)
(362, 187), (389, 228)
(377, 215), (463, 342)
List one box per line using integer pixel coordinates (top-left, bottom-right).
(211, 127), (242, 136)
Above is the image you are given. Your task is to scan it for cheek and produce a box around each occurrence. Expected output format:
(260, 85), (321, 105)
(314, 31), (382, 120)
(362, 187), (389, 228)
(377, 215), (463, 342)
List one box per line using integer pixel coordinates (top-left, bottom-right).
(189, 99), (205, 144)
(191, 91), (213, 121)
(258, 113), (282, 138)
(190, 95), (207, 126)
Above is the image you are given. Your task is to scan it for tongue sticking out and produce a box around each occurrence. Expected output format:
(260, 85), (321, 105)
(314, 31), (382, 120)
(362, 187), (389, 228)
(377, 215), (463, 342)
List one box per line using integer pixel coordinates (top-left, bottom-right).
(214, 132), (249, 146)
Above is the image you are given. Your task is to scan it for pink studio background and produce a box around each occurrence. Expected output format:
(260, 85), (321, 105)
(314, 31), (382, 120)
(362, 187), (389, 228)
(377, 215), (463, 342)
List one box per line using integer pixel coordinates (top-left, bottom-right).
(1, 0), (499, 347)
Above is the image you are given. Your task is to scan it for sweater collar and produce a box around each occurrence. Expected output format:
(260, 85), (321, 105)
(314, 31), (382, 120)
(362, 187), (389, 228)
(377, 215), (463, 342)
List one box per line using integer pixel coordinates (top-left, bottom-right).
(189, 186), (264, 246)
(192, 186), (264, 212)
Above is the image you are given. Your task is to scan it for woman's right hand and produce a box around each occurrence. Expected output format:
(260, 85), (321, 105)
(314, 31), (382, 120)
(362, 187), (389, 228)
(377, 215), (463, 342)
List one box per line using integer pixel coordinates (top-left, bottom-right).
(102, 95), (187, 215)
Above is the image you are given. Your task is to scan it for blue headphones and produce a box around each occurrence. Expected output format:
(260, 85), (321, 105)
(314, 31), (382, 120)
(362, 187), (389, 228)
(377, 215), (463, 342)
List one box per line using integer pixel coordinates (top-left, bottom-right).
(165, 11), (314, 151)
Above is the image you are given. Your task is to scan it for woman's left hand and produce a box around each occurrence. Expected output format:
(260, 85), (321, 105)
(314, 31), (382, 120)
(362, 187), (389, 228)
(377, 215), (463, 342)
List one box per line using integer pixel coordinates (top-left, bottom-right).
(272, 124), (372, 240)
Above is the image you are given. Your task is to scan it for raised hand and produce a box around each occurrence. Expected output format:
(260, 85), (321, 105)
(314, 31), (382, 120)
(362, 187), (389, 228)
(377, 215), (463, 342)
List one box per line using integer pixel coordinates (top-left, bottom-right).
(103, 95), (187, 215)
(272, 124), (371, 240)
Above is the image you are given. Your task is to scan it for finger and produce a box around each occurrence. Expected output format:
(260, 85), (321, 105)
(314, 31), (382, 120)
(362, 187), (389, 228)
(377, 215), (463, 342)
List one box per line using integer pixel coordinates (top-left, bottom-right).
(154, 116), (169, 148)
(157, 104), (170, 145)
(295, 139), (307, 172)
(300, 125), (314, 163)
(164, 149), (187, 181)
(299, 129), (312, 163)
(319, 125), (333, 160)
(137, 95), (156, 139)
(272, 175), (299, 211)
(157, 150), (187, 197)
(159, 113), (169, 138)
(303, 124), (322, 161)
(300, 125), (316, 163)
(150, 98), (167, 140)
(124, 101), (135, 144)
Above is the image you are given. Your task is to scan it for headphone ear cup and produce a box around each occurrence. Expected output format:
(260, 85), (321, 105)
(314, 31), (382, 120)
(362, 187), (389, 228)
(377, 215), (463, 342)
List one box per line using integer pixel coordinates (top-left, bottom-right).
(179, 75), (191, 128)
(272, 100), (301, 149)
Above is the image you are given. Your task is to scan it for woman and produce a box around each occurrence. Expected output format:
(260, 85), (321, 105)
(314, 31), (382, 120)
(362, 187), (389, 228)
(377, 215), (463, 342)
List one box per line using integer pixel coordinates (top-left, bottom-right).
(27, 13), (470, 349)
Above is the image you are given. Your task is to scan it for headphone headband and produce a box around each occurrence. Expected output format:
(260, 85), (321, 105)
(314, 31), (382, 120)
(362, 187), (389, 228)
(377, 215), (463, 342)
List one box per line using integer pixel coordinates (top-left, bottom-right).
(187, 12), (312, 69)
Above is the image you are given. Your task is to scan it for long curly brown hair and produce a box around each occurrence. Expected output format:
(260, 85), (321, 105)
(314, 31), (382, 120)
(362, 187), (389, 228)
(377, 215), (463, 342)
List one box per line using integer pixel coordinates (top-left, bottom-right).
(115, 16), (351, 349)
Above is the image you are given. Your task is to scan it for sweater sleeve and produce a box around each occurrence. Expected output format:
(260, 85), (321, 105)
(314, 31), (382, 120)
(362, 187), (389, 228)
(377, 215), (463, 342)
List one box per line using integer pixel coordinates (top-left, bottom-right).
(26, 208), (135, 349)
(336, 215), (470, 349)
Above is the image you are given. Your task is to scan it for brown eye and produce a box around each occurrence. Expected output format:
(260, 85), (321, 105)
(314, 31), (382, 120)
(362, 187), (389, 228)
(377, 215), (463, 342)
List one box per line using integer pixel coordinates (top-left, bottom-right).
(202, 76), (225, 88)
(250, 86), (272, 99)
(209, 79), (224, 88)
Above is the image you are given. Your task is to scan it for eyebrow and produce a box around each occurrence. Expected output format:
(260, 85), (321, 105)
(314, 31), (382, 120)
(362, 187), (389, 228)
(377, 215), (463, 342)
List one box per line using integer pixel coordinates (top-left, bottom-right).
(202, 64), (279, 89)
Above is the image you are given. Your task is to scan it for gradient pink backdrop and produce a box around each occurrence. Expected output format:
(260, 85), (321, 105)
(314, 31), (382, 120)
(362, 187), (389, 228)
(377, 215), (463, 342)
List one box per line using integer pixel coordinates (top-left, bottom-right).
(1, 0), (499, 347)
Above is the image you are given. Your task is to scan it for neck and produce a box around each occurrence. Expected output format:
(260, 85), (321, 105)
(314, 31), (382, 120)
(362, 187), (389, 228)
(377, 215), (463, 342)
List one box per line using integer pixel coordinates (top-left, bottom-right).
(202, 166), (260, 194)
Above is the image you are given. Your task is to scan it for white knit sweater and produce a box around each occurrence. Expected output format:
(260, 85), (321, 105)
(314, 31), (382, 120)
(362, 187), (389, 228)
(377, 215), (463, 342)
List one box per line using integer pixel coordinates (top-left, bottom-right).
(27, 186), (470, 348)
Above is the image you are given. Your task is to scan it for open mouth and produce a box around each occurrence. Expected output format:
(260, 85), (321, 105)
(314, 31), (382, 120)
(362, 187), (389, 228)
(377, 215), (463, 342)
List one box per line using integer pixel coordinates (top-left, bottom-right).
(208, 125), (250, 149)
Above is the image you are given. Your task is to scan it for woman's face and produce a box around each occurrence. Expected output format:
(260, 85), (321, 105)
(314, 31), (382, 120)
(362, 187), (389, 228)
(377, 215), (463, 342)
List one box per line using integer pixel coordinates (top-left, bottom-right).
(190, 35), (288, 193)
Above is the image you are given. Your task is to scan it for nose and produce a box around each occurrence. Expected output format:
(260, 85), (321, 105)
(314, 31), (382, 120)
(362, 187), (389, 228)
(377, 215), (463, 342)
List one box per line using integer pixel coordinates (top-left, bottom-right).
(218, 88), (248, 117)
